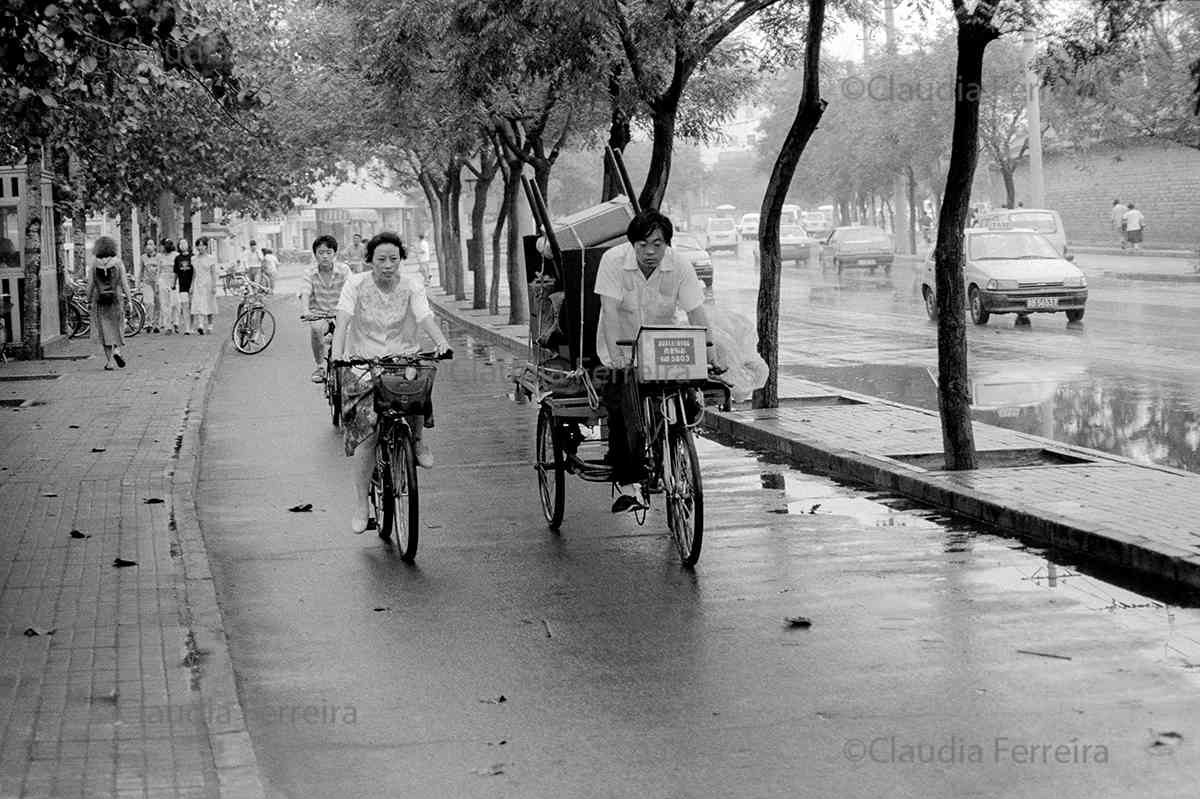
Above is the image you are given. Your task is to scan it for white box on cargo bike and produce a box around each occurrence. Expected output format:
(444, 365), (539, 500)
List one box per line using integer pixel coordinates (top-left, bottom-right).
(635, 326), (709, 386)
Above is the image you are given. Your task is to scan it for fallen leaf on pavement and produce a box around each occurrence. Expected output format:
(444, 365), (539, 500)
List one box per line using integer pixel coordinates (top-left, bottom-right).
(68, 424), (79, 429)
(91, 447), (106, 453)
(23, 627), (56, 637)
(479, 695), (507, 704)
(785, 616), (813, 628)
(472, 764), (505, 776)
(143, 497), (164, 504)
(41, 492), (58, 498)
(808, 504), (822, 514)
(1016, 649), (1071, 661)
(112, 558), (138, 568)
(372, 607), (389, 612)
(69, 529), (90, 539)
(287, 503), (313, 513)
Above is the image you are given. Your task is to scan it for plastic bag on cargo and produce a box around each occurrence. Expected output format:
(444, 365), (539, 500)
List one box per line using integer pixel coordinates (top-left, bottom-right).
(705, 305), (768, 402)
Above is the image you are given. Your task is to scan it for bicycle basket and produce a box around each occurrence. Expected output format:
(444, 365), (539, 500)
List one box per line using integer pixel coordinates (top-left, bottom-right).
(374, 364), (436, 415)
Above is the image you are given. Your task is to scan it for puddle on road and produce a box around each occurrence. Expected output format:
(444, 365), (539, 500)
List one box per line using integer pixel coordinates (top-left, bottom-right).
(782, 362), (1200, 475)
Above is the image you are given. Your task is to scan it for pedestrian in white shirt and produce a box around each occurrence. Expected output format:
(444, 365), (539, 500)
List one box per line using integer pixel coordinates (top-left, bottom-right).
(415, 234), (433, 285)
(1122, 203), (1145, 253)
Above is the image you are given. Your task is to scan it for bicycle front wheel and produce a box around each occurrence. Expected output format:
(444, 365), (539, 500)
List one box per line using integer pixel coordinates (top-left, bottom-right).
(124, 300), (145, 337)
(231, 306), (275, 354)
(326, 359), (342, 427)
(381, 427), (419, 561)
(664, 421), (704, 566)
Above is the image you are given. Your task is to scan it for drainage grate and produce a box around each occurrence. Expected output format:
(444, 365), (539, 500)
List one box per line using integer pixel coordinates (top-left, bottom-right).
(0, 374), (62, 382)
(889, 448), (1094, 470)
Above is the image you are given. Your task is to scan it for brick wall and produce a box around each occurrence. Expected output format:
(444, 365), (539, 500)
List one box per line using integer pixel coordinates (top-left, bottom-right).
(972, 140), (1200, 249)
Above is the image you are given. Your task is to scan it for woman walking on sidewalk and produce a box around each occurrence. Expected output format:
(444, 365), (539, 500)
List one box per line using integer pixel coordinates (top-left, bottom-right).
(157, 239), (178, 333)
(190, 237), (219, 334)
(139, 239), (162, 332)
(173, 238), (195, 335)
(87, 236), (129, 369)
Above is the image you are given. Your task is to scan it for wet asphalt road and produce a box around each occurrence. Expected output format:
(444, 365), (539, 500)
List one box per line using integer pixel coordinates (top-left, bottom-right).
(709, 245), (1200, 474)
(197, 293), (1200, 798)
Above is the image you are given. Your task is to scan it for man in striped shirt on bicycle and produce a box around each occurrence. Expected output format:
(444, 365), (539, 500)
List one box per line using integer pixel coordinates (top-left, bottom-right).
(298, 235), (352, 383)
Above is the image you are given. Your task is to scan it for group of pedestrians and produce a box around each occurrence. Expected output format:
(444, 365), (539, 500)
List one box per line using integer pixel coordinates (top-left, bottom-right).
(138, 236), (221, 336)
(1110, 199), (1146, 252)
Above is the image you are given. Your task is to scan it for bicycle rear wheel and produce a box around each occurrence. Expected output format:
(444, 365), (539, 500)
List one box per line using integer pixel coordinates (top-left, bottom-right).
(664, 421), (703, 566)
(67, 303), (89, 338)
(232, 306), (275, 354)
(535, 404), (565, 529)
(381, 427), (419, 561)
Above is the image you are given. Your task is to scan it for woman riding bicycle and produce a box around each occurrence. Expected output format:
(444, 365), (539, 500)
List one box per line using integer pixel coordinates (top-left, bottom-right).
(595, 210), (714, 503)
(331, 231), (451, 534)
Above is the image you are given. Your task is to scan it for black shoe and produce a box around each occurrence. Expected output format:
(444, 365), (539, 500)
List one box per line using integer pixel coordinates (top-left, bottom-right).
(611, 494), (648, 514)
(113, 353), (125, 368)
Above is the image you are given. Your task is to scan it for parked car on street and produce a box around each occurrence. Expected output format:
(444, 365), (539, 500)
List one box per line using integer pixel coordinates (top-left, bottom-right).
(672, 231), (713, 287)
(819, 226), (895, 273)
(801, 211), (834, 240)
(737, 213), (760, 241)
(976, 208), (1070, 258)
(920, 227), (1088, 326)
(705, 216), (739, 254)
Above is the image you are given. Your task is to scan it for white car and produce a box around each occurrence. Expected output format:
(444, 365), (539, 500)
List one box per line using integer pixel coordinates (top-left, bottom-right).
(705, 217), (738, 254)
(737, 213), (760, 241)
(920, 227), (1088, 325)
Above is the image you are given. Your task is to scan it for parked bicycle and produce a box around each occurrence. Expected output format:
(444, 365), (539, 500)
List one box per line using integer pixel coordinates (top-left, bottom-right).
(300, 310), (341, 426)
(230, 277), (275, 355)
(66, 286), (145, 340)
(331, 351), (453, 562)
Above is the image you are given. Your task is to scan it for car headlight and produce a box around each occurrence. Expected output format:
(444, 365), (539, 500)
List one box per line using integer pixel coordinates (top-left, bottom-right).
(985, 279), (1019, 291)
(1064, 275), (1086, 288)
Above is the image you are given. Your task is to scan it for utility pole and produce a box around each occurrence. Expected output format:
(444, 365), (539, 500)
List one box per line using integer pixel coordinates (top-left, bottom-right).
(884, 0), (912, 253)
(1022, 0), (1045, 207)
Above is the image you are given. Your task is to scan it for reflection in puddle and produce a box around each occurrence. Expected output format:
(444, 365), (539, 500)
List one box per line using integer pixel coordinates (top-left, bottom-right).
(783, 362), (1200, 474)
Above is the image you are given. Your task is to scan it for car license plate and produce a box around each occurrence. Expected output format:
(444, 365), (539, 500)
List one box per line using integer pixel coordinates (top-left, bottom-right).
(858, 259), (876, 266)
(1027, 297), (1058, 309)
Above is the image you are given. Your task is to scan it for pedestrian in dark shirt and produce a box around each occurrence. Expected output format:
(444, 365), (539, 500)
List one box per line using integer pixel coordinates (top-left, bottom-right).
(173, 239), (195, 335)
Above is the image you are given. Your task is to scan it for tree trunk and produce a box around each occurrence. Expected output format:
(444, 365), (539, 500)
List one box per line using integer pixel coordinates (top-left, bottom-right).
(447, 166), (466, 302)
(21, 149), (44, 359)
(54, 206), (68, 335)
(753, 0), (828, 410)
(906, 164), (919, 254)
(119, 207), (135, 278)
(933, 14), (998, 471)
(71, 206), (86, 281)
(157, 190), (177, 242)
(181, 196), (194, 247)
(602, 71), (632, 202)
(418, 171), (444, 289)
(639, 104), (677, 210)
(469, 169), (494, 310)
(503, 159), (527, 325)
(1000, 162), (1016, 208)
(490, 171), (510, 315)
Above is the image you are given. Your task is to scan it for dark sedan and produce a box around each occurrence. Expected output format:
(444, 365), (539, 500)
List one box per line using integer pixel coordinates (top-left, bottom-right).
(820, 226), (895, 273)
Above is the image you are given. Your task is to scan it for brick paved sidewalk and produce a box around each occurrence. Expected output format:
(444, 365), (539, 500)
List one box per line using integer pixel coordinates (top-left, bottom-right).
(0, 298), (264, 798)
(429, 289), (1200, 593)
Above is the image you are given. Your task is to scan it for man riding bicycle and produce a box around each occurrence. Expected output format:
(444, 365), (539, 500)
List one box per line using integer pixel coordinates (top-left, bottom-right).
(595, 210), (715, 509)
(298, 235), (351, 383)
(331, 231), (451, 534)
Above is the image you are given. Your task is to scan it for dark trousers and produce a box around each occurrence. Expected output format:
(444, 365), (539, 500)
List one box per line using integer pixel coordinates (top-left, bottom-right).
(601, 369), (645, 485)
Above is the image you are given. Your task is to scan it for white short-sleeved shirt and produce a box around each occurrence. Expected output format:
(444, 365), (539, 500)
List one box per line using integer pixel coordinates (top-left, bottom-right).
(336, 272), (433, 358)
(593, 241), (704, 367)
(1122, 209), (1144, 231)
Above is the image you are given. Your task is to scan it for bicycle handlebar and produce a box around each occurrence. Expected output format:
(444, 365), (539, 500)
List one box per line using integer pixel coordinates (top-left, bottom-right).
(331, 351), (454, 368)
(300, 311), (337, 322)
